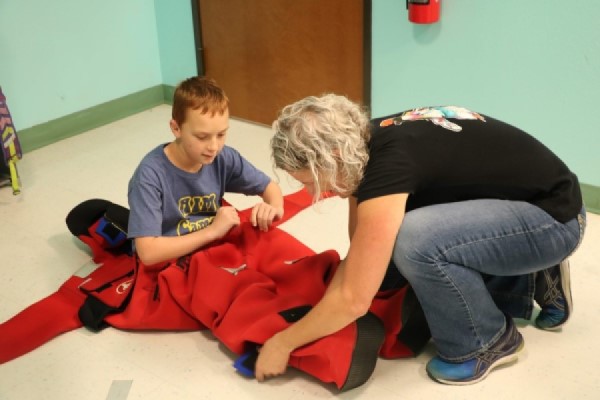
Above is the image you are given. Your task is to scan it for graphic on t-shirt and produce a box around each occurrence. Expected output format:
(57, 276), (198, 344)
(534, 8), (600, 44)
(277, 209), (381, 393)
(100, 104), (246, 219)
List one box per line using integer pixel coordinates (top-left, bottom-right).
(379, 106), (486, 132)
(176, 193), (218, 235)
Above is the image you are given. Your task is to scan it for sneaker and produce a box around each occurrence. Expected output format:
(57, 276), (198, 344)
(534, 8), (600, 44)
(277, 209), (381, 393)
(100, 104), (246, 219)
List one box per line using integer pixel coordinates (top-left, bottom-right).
(426, 315), (524, 385)
(534, 259), (573, 330)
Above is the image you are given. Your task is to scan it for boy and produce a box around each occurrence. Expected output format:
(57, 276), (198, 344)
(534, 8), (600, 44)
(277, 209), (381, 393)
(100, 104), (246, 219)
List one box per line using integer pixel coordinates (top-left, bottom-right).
(127, 77), (284, 267)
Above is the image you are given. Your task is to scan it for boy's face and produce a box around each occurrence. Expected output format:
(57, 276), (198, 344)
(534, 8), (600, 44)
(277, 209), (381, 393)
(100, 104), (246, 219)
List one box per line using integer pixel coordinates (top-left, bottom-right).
(170, 107), (229, 165)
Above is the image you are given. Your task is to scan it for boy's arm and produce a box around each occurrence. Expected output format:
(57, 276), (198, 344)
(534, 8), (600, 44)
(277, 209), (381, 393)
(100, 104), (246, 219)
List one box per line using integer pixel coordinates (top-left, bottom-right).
(251, 181), (284, 231)
(135, 205), (240, 267)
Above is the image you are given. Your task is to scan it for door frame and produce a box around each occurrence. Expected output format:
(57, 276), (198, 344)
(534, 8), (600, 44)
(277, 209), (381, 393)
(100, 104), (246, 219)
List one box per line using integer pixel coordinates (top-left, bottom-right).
(190, 0), (372, 108)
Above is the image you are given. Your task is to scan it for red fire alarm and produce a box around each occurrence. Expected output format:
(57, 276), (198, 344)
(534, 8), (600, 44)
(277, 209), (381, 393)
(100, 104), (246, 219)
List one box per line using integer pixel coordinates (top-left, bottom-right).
(407, 0), (440, 24)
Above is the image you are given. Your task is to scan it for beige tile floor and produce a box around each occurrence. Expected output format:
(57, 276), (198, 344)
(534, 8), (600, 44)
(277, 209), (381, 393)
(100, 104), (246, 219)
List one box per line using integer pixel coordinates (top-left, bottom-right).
(1, 105), (598, 400)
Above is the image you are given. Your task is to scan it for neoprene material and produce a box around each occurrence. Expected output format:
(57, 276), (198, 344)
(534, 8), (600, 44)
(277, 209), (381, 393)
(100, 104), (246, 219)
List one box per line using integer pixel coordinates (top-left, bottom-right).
(0, 190), (430, 391)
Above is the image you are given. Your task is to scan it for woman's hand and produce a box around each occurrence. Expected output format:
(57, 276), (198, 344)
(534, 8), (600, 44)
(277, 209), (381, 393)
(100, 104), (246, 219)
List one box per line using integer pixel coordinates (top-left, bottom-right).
(254, 333), (293, 382)
(251, 202), (284, 232)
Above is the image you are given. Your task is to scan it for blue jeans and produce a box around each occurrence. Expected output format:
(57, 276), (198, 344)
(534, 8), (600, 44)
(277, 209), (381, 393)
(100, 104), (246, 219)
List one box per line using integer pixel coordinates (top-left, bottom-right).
(392, 199), (585, 362)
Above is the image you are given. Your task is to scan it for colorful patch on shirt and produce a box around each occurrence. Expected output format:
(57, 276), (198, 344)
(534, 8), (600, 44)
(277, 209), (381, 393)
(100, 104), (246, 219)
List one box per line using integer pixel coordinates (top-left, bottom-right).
(379, 106), (486, 132)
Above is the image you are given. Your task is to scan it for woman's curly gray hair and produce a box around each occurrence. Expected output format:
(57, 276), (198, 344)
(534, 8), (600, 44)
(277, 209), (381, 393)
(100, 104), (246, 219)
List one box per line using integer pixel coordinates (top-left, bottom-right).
(271, 94), (371, 201)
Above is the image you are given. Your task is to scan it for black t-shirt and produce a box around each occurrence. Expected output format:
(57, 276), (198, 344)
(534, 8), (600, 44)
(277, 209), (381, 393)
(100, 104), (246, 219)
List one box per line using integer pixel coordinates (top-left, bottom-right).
(356, 107), (582, 223)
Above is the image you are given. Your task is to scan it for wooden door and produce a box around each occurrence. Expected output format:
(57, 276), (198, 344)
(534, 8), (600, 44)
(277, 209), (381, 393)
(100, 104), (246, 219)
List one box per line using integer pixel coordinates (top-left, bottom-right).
(193, 0), (370, 126)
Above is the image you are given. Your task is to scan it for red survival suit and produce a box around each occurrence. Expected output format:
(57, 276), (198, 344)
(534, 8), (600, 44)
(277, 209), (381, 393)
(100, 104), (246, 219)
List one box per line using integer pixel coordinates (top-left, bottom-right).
(0, 190), (430, 391)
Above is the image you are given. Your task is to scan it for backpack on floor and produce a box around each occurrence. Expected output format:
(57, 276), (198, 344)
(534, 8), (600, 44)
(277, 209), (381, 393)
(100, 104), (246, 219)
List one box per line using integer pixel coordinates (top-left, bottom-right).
(0, 86), (23, 195)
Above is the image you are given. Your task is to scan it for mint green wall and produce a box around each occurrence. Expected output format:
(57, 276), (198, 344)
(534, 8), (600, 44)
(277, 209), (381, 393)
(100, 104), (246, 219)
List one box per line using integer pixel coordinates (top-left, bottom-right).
(0, 0), (162, 130)
(154, 0), (197, 86)
(372, 0), (600, 186)
(1, 1), (597, 187)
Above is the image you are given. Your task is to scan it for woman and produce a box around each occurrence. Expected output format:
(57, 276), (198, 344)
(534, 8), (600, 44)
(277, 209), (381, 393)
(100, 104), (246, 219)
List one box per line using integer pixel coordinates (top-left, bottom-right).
(256, 95), (586, 385)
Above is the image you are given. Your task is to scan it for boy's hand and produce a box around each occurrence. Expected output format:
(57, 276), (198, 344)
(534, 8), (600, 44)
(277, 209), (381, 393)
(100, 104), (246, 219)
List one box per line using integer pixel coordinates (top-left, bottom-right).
(251, 202), (284, 232)
(209, 206), (241, 239)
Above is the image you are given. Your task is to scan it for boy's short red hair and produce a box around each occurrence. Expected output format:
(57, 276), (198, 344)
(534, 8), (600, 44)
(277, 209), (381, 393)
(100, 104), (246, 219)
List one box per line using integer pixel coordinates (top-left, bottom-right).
(172, 76), (229, 125)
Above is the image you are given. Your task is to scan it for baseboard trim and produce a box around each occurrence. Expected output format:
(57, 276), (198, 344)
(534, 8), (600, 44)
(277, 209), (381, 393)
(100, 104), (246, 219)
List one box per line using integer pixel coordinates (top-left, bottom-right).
(582, 183), (600, 215)
(163, 85), (175, 105)
(18, 85), (173, 153)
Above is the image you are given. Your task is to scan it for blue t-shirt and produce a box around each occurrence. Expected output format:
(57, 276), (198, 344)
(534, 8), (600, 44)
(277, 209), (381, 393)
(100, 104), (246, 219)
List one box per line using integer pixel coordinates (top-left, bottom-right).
(127, 144), (271, 238)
